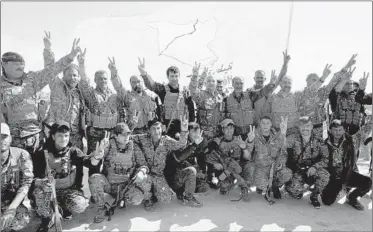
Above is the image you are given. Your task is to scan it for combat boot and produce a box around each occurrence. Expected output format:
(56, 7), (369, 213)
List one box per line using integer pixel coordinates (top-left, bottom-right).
(241, 187), (250, 202)
(272, 185), (282, 199)
(345, 197), (365, 211)
(182, 194), (203, 208)
(144, 199), (155, 212)
(93, 207), (106, 223)
(36, 217), (52, 232)
(310, 193), (321, 209)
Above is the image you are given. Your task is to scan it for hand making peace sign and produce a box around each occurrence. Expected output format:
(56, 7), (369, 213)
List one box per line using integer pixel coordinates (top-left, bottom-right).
(180, 114), (189, 132)
(247, 125), (256, 143)
(77, 48), (87, 65)
(43, 30), (51, 49)
(93, 131), (111, 160)
(280, 116), (288, 135)
(108, 57), (118, 75)
(138, 57), (146, 76)
(322, 64), (332, 78)
(359, 72), (369, 90)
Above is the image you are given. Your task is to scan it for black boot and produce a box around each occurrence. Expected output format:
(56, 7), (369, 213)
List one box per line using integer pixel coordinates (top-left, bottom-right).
(272, 185), (282, 199)
(36, 217), (52, 232)
(182, 194), (203, 208)
(346, 196), (365, 211)
(310, 193), (321, 209)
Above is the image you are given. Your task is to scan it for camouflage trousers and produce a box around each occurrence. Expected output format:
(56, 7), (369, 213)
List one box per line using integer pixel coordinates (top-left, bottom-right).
(88, 174), (152, 208)
(254, 165), (292, 191)
(33, 186), (88, 218)
(87, 127), (113, 176)
(218, 158), (249, 193)
(285, 168), (330, 198)
(147, 174), (175, 203)
(1, 203), (31, 231)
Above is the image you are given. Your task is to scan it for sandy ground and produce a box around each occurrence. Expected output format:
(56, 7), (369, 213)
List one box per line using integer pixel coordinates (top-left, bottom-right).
(22, 161), (372, 232)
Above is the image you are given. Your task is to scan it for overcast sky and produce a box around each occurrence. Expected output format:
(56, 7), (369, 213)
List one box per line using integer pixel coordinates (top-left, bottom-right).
(1, 1), (372, 92)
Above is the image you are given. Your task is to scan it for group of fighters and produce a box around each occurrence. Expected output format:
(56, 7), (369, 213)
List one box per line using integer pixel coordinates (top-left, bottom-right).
(1, 32), (372, 232)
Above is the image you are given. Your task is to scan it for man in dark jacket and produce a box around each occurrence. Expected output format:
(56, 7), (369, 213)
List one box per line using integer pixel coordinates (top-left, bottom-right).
(165, 122), (208, 207)
(322, 119), (372, 210)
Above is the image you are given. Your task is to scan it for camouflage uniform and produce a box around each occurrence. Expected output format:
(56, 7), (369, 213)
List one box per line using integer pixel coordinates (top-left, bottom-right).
(285, 133), (330, 198)
(43, 48), (87, 150)
(141, 73), (197, 128)
(165, 139), (209, 196)
(298, 71), (345, 140)
(245, 128), (292, 191)
(132, 133), (188, 203)
(78, 69), (121, 176)
(88, 138), (152, 220)
(32, 142), (90, 219)
(223, 84), (276, 138)
(111, 71), (161, 135)
(0, 51), (74, 149)
(1, 147), (33, 231)
(189, 71), (223, 140)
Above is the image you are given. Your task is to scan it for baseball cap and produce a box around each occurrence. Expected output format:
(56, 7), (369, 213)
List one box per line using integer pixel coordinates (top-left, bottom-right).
(2, 52), (25, 63)
(1, 123), (11, 136)
(50, 121), (71, 135)
(220, 119), (235, 128)
(114, 122), (131, 135)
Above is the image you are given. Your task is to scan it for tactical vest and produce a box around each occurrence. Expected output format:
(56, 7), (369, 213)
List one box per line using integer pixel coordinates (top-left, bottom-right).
(226, 92), (255, 127)
(1, 77), (39, 131)
(163, 85), (187, 120)
(198, 91), (223, 128)
(44, 149), (76, 190)
(252, 133), (281, 167)
(103, 139), (134, 184)
(254, 96), (267, 125)
(299, 95), (327, 125)
(271, 94), (300, 129)
(214, 137), (242, 161)
(128, 92), (157, 128)
(334, 95), (363, 128)
(89, 90), (119, 129)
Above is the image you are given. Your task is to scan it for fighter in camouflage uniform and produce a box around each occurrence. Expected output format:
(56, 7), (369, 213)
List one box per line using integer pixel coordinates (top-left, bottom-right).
(31, 121), (92, 232)
(189, 63), (223, 140)
(165, 122), (207, 208)
(137, 58), (197, 134)
(88, 123), (152, 223)
(322, 119), (372, 211)
(299, 55), (359, 140)
(108, 57), (162, 135)
(132, 117), (189, 211)
(1, 123), (33, 232)
(224, 51), (290, 138)
(206, 119), (251, 202)
(42, 32), (88, 151)
(0, 38), (80, 151)
(245, 115), (292, 204)
(285, 116), (330, 209)
(78, 56), (122, 177)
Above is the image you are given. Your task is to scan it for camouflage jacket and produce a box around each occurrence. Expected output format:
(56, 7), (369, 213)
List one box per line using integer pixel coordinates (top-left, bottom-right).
(246, 128), (286, 168)
(212, 136), (245, 162)
(1, 147), (33, 203)
(285, 133), (329, 173)
(0, 49), (73, 137)
(43, 49), (87, 134)
(132, 133), (188, 176)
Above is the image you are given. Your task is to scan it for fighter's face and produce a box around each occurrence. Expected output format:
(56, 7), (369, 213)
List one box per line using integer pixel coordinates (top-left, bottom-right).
(95, 73), (109, 89)
(223, 124), (235, 138)
(232, 77), (244, 93)
(1, 134), (12, 152)
(260, 118), (272, 133)
(130, 76), (144, 93)
(63, 68), (80, 88)
(188, 127), (201, 142)
(280, 77), (292, 93)
(254, 71), (266, 86)
(2, 61), (24, 79)
(299, 121), (313, 137)
(216, 82), (224, 93)
(167, 71), (179, 87)
(205, 76), (216, 90)
(306, 74), (319, 87)
(115, 133), (130, 145)
(149, 124), (162, 141)
(331, 126), (345, 141)
(52, 132), (70, 148)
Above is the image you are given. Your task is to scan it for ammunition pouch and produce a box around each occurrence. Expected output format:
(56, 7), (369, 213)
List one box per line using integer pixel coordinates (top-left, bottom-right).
(55, 166), (76, 189)
(107, 173), (130, 184)
(90, 114), (118, 129)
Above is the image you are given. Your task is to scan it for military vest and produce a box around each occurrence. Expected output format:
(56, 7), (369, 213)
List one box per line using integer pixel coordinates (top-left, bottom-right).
(254, 96), (267, 125)
(334, 95), (363, 128)
(252, 132), (282, 167)
(163, 85), (187, 120)
(214, 137), (242, 162)
(128, 92), (157, 128)
(103, 139), (134, 184)
(271, 94), (300, 129)
(226, 92), (255, 127)
(198, 90), (223, 128)
(44, 149), (76, 190)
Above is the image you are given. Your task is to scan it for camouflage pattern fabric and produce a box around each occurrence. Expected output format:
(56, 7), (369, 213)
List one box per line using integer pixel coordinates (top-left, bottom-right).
(173, 167), (197, 196)
(1, 204), (31, 231)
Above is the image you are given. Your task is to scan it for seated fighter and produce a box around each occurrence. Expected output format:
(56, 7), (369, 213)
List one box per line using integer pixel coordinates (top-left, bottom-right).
(165, 122), (207, 208)
(322, 119), (372, 210)
(1, 123), (33, 232)
(88, 122), (152, 223)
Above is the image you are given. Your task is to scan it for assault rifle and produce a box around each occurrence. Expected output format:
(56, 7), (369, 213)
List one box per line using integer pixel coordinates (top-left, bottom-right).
(44, 151), (63, 232)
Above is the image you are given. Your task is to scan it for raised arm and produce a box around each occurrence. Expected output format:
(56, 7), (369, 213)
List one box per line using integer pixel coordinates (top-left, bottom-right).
(43, 31), (54, 68)
(188, 62), (202, 96)
(138, 57), (165, 95)
(33, 38), (81, 92)
(108, 56), (128, 101)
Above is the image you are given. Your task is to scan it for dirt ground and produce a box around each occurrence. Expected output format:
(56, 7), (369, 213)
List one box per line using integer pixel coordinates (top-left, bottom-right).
(22, 160), (372, 232)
